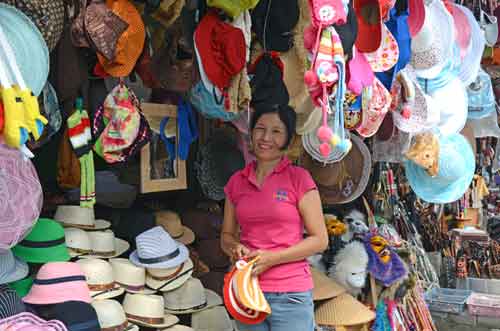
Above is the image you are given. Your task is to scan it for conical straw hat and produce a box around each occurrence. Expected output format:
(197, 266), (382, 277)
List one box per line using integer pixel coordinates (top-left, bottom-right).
(314, 293), (375, 326)
(311, 268), (346, 301)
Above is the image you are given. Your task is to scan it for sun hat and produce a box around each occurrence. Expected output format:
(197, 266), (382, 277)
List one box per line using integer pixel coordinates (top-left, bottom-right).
(12, 218), (70, 264)
(23, 262), (91, 305)
(8, 277), (33, 298)
(314, 293), (376, 327)
(155, 210), (195, 245)
(0, 250), (28, 285)
(54, 206), (111, 230)
(81, 230), (130, 259)
(363, 24), (399, 73)
(0, 312), (67, 331)
(0, 3), (49, 96)
(122, 293), (179, 328)
(355, 77), (392, 138)
(146, 258), (194, 292)
(32, 301), (100, 331)
(405, 132), (475, 203)
(449, 3), (472, 60)
(407, 0), (425, 37)
(64, 228), (92, 257)
(92, 299), (138, 331)
(302, 120), (351, 164)
(163, 277), (223, 314)
(109, 258), (155, 294)
(162, 325), (194, 331)
(0, 285), (25, 318)
(311, 267), (346, 301)
(191, 306), (235, 331)
(354, 0), (384, 52)
(129, 226), (189, 269)
(467, 68), (497, 120)
(429, 77), (467, 136)
(76, 258), (125, 300)
(0, 142), (42, 250)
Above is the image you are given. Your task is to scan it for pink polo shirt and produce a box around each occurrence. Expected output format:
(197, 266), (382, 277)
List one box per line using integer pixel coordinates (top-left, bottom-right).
(224, 157), (317, 292)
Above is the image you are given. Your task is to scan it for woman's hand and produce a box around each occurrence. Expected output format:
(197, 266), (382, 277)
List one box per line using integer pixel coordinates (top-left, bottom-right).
(231, 243), (251, 262)
(247, 249), (280, 276)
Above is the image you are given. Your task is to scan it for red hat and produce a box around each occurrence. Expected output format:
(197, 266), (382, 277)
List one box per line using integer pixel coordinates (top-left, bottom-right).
(354, 0), (394, 52)
(408, 0), (425, 37)
(194, 11), (246, 91)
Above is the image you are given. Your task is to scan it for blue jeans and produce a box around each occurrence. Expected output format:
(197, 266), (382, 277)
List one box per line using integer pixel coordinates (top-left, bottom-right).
(235, 290), (315, 331)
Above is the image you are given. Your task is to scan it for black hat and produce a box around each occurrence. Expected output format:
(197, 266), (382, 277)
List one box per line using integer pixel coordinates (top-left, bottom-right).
(31, 301), (100, 331)
(334, 1), (358, 59)
(250, 53), (290, 108)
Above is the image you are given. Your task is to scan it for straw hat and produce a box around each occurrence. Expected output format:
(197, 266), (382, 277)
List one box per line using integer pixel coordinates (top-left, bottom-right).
(76, 258), (125, 300)
(92, 299), (138, 331)
(65, 229), (129, 259)
(314, 293), (376, 328)
(155, 210), (195, 245)
(109, 258), (156, 295)
(122, 293), (179, 328)
(163, 277), (223, 314)
(296, 106), (322, 135)
(191, 306), (235, 331)
(146, 257), (194, 292)
(54, 206), (110, 230)
(302, 119), (351, 164)
(311, 268), (346, 301)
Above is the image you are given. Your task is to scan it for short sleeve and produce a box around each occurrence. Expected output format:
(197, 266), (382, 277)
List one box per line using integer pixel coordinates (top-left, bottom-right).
(293, 166), (317, 202)
(224, 172), (238, 204)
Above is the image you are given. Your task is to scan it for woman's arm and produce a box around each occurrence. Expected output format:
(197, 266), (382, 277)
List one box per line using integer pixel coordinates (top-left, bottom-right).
(250, 189), (328, 275)
(221, 198), (250, 261)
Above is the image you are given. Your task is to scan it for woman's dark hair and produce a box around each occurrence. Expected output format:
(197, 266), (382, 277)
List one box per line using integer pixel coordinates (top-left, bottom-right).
(250, 104), (296, 150)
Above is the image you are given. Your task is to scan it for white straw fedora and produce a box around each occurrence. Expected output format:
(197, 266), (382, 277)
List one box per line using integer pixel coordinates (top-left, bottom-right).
(191, 306), (236, 331)
(155, 211), (195, 245)
(122, 293), (179, 328)
(129, 226), (189, 269)
(92, 299), (139, 331)
(65, 229), (130, 259)
(146, 257), (194, 292)
(109, 258), (156, 294)
(76, 258), (125, 300)
(64, 228), (92, 258)
(163, 277), (223, 315)
(54, 206), (110, 230)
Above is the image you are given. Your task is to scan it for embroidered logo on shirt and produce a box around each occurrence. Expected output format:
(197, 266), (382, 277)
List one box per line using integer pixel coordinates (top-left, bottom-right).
(274, 189), (289, 202)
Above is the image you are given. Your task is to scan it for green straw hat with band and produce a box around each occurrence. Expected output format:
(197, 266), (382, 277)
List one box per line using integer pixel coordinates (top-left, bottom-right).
(8, 276), (33, 298)
(12, 218), (70, 263)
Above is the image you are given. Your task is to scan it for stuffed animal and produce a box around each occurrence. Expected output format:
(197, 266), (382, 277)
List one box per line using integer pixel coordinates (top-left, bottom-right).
(405, 132), (440, 177)
(331, 241), (369, 295)
(341, 209), (369, 242)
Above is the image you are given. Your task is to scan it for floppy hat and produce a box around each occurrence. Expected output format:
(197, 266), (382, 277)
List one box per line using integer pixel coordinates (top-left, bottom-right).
(82, 230), (130, 259)
(8, 277), (33, 298)
(129, 226), (189, 269)
(23, 262), (91, 305)
(405, 133), (475, 203)
(0, 285), (25, 319)
(0, 3), (49, 96)
(311, 267), (346, 301)
(0, 312), (67, 331)
(109, 258), (155, 294)
(191, 306), (235, 331)
(315, 293), (376, 327)
(33, 301), (100, 331)
(0, 250), (28, 285)
(302, 120), (351, 164)
(363, 24), (399, 73)
(155, 210), (195, 245)
(92, 299), (138, 331)
(429, 77), (467, 136)
(76, 258), (125, 300)
(449, 3), (471, 60)
(467, 68), (497, 120)
(54, 206), (111, 230)
(122, 293), (179, 328)
(146, 257), (194, 292)
(354, 0), (393, 53)
(355, 77), (392, 138)
(12, 218), (70, 263)
(163, 277), (223, 314)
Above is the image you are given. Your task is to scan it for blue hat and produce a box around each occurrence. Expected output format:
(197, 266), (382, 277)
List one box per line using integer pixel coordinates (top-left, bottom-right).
(405, 133), (475, 203)
(467, 68), (497, 120)
(0, 3), (49, 96)
(0, 250), (28, 285)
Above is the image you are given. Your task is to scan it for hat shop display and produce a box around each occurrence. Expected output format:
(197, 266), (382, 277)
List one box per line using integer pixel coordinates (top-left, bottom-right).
(3, 0), (500, 330)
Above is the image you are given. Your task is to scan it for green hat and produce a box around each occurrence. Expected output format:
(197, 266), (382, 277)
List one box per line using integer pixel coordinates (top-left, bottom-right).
(8, 276), (33, 298)
(12, 218), (70, 263)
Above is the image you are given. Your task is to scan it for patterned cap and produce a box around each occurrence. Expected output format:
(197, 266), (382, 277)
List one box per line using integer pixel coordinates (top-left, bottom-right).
(0, 285), (26, 319)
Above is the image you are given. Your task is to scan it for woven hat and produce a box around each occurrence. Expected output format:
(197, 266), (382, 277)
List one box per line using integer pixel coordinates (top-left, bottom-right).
(155, 210), (195, 245)
(96, 0), (145, 77)
(163, 277), (223, 314)
(92, 299), (138, 331)
(23, 262), (91, 305)
(54, 206), (111, 230)
(0, 285), (25, 319)
(64, 228), (92, 257)
(0, 3), (49, 96)
(146, 257), (193, 292)
(0, 142), (42, 250)
(311, 268), (346, 301)
(129, 226), (189, 269)
(0, 250), (28, 285)
(84, 230), (130, 259)
(76, 258), (125, 300)
(12, 218), (70, 263)
(109, 258), (155, 294)
(302, 120), (351, 164)
(0, 312), (67, 331)
(122, 293), (179, 328)
(191, 306), (235, 331)
(8, 277), (33, 298)
(314, 293), (376, 327)
(33, 301), (100, 331)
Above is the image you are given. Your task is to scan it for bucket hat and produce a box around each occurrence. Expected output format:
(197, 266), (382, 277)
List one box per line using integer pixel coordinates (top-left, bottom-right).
(311, 267), (346, 301)
(92, 300), (138, 331)
(122, 293), (179, 328)
(129, 226), (189, 269)
(467, 68), (497, 120)
(191, 306), (235, 331)
(405, 133), (475, 203)
(0, 312), (67, 331)
(76, 259), (125, 300)
(23, 262), (91, 305)
(315, 293), (376, 327)
(109, 258), (155, 294)
(54, 206), (111, 230)
(0, 141), (42, 250)
(0, 285), (25, 318)
(8, 277), (33, 298)
(0, 250), (28, 284)
(12, 218), (70, 263)
(163, 277), (223, 315)
(155, 210), (195, 245)
(146, 258), (194, 292)
(32, 301), (100, 331)
(0, 3), (49, 96)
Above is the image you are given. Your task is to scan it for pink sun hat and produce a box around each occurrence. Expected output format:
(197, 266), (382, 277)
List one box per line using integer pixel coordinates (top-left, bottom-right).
(356, 77), (392, 138)
(22, 262), (91, 305)
(450, 3), (471, 60)
(408, 0), (425, 37)
(0, 312), (67, 331)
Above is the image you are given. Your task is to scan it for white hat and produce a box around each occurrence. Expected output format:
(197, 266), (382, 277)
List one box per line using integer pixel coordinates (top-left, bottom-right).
(129, 226), (189, 269)
(109, 258), (156, 294)
(76, 258), (125, 300)
(122, 293), (179, 328)
(191, 306), (235, 331)
(64, 228), (92, 257)
(65, 228), (129, 259)
(146, 257), (194, 292)
(430, 77), (468, 136)
(91, 299), (139, 331)
(163, 277), (223, 315)
(54, 205), (110, 230)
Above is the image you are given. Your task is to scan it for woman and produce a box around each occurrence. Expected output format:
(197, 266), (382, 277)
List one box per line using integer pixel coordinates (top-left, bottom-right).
(221, 104), (328, 331)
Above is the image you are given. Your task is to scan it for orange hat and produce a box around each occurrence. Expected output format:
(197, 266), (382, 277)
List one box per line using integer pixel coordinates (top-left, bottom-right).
(97, 0), (146, 77)
(354, 0), (394, 53)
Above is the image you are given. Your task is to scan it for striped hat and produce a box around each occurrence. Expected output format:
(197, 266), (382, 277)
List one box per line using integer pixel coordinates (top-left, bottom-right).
(0, 312), (67, 331)
(0, 285), (26, 319)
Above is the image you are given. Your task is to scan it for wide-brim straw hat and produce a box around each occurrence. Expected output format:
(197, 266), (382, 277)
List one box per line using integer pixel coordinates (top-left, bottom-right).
(155, 210), (195, 245)
(311, 267), (346, 301)
(146, 257), (194, 292)
(302, 120), (351, 164)
(80, 238), (130, 260)
(296, 105), (322, 135)
(54, 206), (111, 230)
(163, 277), (223, 315)
(123, 293), (179, 329)
(315, 293), (376, 327)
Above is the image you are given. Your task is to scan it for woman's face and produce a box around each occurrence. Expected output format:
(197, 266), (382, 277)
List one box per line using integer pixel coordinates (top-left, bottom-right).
(251, 113), (288, 162)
